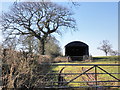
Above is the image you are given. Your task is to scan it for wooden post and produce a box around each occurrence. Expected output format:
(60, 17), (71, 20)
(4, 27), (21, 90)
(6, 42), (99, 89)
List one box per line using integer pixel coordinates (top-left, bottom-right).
(94, 65), (98, 90)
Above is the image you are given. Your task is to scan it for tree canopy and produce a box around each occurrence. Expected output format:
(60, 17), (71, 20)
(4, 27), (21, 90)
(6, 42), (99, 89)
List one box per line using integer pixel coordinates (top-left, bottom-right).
(1, 2), (76, 55)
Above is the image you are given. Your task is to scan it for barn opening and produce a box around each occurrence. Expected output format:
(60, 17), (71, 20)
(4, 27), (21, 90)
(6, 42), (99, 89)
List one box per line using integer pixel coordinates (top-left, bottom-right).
(65, 41), (89, 61)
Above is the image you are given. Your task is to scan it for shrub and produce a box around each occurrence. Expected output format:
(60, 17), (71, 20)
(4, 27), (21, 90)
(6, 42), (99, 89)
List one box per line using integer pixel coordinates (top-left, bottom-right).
(2, 49), (53, 89)
(54, 56), (68, 63)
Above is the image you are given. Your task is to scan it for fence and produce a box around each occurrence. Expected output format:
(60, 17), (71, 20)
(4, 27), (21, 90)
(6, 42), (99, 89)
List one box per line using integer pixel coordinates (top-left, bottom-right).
(39, 63), (120, 89)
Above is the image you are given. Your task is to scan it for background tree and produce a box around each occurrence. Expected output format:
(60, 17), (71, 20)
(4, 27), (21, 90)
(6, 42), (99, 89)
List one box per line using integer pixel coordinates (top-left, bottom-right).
(18, 35), (62, 56)
(1, 2), (76, 55)
(18, 35), (35, 53)
(109, 50), (118, 56)
(2, 37), (18, 50)
(97, 40), (112, 56)
(45, 36), (62, 57)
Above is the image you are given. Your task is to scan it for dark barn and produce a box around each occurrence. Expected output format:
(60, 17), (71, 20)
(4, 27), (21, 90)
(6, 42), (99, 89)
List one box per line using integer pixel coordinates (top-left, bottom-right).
(65, 41), (89, 61)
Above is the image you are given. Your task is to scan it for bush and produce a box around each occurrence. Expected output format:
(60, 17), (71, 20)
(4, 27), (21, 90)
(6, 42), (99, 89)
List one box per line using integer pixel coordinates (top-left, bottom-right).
(2, 49), (54, 89)
(38, 55), (52, 63)
(54, 56), (68, 63)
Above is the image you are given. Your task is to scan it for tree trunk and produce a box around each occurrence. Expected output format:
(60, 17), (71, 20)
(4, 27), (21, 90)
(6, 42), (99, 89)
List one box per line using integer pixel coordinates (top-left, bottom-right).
(40, 39), (45, 55)
(105, 52), (107, 56)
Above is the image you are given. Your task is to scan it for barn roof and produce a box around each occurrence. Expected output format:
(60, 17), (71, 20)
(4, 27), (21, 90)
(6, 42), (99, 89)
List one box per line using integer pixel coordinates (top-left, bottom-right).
(65, 41), (88, 47)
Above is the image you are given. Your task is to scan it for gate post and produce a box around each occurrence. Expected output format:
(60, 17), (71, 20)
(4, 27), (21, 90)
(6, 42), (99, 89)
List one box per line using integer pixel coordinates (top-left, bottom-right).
(94, 65), (98, 90)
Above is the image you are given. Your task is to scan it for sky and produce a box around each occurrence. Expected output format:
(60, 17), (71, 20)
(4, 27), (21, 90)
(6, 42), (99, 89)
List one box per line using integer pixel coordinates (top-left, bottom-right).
(56, 2), (118, 56)
(0, 1), (118, 56)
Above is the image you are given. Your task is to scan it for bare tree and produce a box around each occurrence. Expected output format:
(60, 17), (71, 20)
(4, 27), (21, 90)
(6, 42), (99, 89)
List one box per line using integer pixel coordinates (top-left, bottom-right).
(1, 2), (76, 55)
(97, 40), (112, 56)
(19, 35), (35, 53)
(109, 50), (118, 56)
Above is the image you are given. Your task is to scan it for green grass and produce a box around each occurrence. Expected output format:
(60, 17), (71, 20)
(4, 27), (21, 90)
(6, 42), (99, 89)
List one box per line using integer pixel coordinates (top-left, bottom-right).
(93, 56), (119, 61)
(51, 56), (120, 88)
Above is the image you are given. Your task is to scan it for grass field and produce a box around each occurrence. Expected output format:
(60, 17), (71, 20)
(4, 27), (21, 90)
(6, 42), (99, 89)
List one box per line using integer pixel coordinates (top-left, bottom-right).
(51, 56), (120, 89)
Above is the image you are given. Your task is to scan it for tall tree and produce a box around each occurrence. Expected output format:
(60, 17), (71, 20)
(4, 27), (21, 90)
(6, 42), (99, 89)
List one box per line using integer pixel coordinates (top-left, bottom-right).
(1, 2), (76, 55)
(97, 40), (112, 56)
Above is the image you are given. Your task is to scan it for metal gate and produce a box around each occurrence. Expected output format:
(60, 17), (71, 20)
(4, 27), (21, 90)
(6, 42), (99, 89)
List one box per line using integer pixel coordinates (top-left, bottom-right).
(39, 64), (120, 89)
